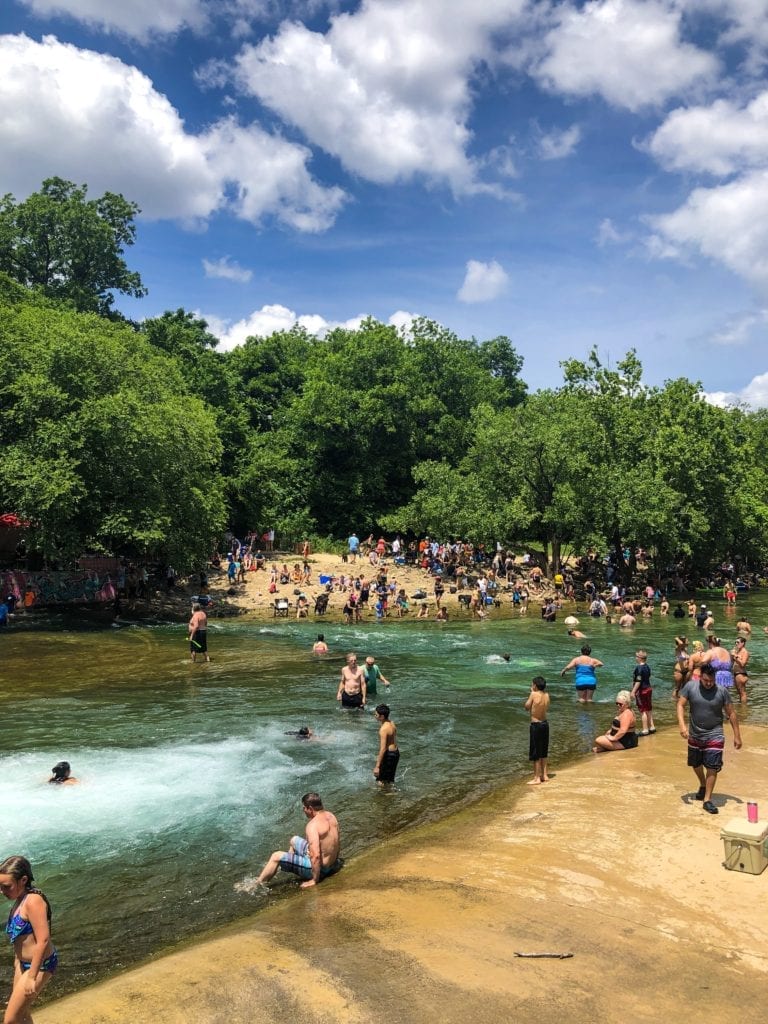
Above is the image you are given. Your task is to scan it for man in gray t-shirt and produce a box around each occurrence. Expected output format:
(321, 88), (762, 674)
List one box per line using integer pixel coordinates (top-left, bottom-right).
(677, 664), (742, 815)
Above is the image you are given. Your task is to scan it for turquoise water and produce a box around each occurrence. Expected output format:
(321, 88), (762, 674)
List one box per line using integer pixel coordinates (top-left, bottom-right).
(0, 599), (766, 995)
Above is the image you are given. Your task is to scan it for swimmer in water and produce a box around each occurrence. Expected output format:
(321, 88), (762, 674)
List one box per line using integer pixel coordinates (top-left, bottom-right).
(48, 762), (78, 785)
(312, 634), (328, 654)
(285, 727), (314, 740)
(567, 628), (586, 639)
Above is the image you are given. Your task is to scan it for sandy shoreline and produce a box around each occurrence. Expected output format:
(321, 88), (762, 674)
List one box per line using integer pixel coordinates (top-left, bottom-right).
(139, 549), (560, 625)
(37, 724), (768, 1024)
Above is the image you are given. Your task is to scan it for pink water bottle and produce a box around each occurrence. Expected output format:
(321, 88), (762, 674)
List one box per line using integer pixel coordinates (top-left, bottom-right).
(747, 801), (758, 824)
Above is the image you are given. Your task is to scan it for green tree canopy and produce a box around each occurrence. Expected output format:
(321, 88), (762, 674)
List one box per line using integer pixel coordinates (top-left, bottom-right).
(0, 177), (146, 316)
(387, 349), (768, 576)
(0, 279), (224, 567)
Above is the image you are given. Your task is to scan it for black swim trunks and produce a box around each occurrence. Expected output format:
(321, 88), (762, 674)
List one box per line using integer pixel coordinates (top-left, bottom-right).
(341, 691), (363, 709)
(378, 748), (400, 782)
(528, 720), (549, 761)
(190, 629), (207, 653)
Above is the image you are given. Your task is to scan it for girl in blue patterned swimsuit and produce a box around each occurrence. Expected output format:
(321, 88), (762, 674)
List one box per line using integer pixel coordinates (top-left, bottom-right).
(1, 856), (57, 1023)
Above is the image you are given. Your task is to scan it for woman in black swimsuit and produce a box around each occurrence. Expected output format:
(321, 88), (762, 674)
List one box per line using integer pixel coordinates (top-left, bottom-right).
(592, 691), (638, 752)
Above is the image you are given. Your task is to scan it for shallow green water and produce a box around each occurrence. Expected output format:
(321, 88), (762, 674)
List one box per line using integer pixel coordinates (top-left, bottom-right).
(1, 598), (766, 995)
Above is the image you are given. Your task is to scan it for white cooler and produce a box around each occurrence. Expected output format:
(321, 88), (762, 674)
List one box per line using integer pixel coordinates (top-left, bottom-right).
(720, 818), (768, 875)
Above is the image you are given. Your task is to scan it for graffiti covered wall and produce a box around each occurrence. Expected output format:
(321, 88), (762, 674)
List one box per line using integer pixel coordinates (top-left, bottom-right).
(1, 570), (116, 607)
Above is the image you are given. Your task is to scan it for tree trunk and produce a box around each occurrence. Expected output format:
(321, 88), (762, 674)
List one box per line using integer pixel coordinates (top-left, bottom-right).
(550, 535), (561, 575)
(612, 533), (632, 586)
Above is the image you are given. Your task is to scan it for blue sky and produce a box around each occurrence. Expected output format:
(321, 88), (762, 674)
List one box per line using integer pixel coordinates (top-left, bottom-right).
(2, 0), (768, 403)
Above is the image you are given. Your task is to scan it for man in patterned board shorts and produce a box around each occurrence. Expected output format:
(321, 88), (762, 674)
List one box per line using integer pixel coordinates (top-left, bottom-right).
(677, 664), (742, 815)
(255, 793), (342, 889)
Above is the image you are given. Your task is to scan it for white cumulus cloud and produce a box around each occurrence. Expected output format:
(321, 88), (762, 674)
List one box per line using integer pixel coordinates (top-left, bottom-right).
(208, 305), (420, 350)
(230, 0), (528, 192)
(16, 0), (208, 40)
(536, 123), (581, 160)
(0, 35), (345, 233)
(202, 118), (346, 232)
(705, 372), (768, 408)
(647, 93), (768, 176)
(457, 260), (508, 303)
(202, 256), (253, 283)
(388, 310), (420, 334)
(680, 0), (768, 69)
(535, 0), (717, 112)
(646, 170), (768, 285)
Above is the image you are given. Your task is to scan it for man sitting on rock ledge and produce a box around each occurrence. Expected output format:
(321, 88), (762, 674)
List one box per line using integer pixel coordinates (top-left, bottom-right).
(255, 792), (342, 889)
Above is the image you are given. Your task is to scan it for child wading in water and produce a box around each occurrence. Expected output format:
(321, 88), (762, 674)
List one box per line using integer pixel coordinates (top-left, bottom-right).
(524, 676), (550, 784)
(631, 649), (655, 735)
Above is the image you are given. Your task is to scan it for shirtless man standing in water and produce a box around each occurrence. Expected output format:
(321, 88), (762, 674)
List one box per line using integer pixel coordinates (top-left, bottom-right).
(188, 602), (210, 663)
(373, 703), (400, 783)
(525, 676), (550, 784)
(337, 652), (367, 709)
(255, 793), (341, 889)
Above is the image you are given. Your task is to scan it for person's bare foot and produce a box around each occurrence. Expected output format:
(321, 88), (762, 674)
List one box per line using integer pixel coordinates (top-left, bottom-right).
(541, 776), (550, 782)
(527, 778), (542, 785)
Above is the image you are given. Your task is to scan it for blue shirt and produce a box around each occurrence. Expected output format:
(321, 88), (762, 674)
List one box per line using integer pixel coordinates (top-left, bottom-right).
(633, 664), (651, 690)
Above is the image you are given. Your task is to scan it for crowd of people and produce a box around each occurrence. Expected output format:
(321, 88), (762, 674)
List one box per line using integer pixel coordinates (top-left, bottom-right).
(4, 534), (758, 1020)
(524, 626), (745, 820)
(252, 647), (397, 890)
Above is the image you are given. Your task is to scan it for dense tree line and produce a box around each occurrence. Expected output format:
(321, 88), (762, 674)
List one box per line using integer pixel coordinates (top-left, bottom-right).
(1, 180), (767, 574)
(384, 349), (768, 578)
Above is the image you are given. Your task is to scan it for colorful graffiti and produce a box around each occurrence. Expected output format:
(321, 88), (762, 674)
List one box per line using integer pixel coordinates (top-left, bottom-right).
(1, 570), (116, 607)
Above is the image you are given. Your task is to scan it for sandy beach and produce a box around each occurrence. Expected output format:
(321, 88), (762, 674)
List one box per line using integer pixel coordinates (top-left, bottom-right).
(37, 724), (768, 1024)
(156, 548), (555, 624)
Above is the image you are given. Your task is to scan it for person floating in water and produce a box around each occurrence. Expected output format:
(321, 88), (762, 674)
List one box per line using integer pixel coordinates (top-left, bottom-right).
(48, 762), (78, 785)
(254, 793), (341, 889)
(0, 855), (58, 1020)
(285, 727), (314, 740)
(312, 634), (328, 654)
(373, 704), (400, 784)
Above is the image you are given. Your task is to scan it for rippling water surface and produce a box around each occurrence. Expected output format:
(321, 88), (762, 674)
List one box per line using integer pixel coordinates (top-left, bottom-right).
(1, 598), (766, 994)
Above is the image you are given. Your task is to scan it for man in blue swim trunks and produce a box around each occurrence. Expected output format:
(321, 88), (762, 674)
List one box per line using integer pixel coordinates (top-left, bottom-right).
(255, 793), (342, 889)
